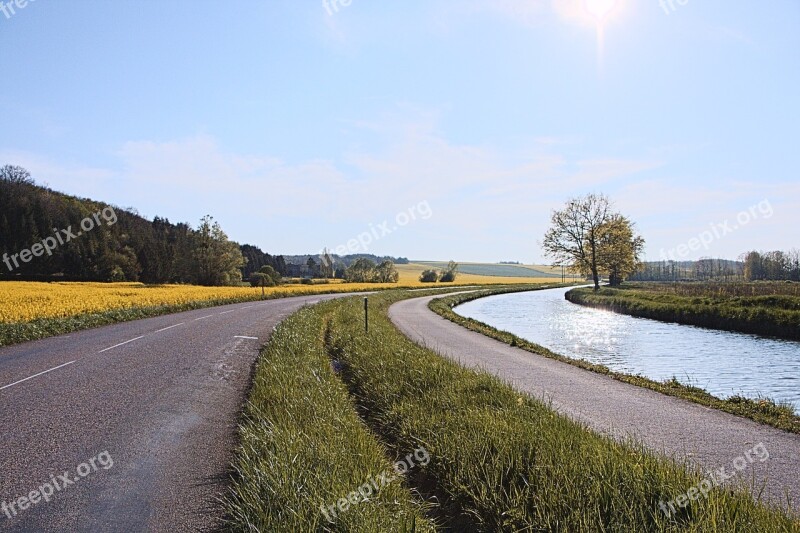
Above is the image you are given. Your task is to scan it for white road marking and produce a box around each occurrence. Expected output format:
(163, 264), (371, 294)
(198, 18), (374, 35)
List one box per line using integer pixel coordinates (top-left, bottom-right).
(240, 306), (254, 309)
(194, 315), (214, 321)
(219, 310), (235, 315)
(234, 336), (258, 340)
(0, 361), (76, 391)
(98, 335), (146, 354)
(155, 323), (184, 333)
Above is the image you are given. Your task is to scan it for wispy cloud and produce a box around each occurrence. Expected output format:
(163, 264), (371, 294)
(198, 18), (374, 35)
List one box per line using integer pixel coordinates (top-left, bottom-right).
(3, 102), (794, 262)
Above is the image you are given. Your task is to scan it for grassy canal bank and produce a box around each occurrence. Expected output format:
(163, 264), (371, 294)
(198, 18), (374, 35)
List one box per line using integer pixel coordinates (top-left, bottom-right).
(224, 288), (798, 531)
(565, 282), (800, 342)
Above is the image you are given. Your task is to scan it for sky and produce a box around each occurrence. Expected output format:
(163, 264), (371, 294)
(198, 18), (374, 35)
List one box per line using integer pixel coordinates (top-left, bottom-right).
(1, 0), (798, 263)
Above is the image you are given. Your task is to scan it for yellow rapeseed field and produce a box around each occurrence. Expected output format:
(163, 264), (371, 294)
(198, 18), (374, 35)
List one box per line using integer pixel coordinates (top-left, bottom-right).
(0, 265), (552, 323)
(0, 281), (370, 323)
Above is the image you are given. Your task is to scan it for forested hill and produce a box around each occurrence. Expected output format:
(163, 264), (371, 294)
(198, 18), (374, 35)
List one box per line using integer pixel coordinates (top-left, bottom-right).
(0, 165), (284, 284)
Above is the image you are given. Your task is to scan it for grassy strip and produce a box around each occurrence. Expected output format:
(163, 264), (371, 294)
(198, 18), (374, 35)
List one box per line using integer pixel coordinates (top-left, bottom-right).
(223, 304), (436, 532)
(429, 288), (800, 434)
(323, 291), (798, 531)
(566, 285), (800, 341)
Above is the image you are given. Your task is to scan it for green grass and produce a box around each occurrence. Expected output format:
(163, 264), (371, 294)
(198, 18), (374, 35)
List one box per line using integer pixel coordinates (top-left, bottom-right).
(429, 287), (800, 434)
(225, 289), (799, 532)
(223, 304), (436, 532)
(565, 282), (800, 341)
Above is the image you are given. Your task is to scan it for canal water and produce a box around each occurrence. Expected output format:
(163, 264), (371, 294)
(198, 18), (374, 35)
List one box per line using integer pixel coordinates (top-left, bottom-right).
(455, 287), (800, 412)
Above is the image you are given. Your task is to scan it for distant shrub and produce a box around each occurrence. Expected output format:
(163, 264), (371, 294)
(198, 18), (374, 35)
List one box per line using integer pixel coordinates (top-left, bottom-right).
(374, 260), (399, 283)
(344, 258), (377, 283)
(249, 273), (276, 288)
(419, 269), (438, 283)
(109, 266), (127, 282)
(438, 272), (455, 282)
(258, 265), (282, 285)
(439, 260), (459, 282)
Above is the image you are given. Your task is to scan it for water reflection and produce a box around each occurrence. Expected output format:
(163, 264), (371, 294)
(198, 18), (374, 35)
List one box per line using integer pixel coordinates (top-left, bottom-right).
(456, 287), (800, 411)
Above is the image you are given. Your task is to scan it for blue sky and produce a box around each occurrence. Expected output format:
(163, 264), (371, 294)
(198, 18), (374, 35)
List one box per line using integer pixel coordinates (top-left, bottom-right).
(1, 0), (798, 263)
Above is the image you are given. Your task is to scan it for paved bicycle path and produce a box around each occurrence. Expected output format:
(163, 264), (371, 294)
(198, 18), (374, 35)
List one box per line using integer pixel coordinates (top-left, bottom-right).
(389, 293), (800, 513)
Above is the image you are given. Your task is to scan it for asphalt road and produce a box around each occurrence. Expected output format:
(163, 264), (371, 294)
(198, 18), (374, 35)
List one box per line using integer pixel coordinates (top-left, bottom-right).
(389, 292), (800, 514)
(0, 293), (353, 532)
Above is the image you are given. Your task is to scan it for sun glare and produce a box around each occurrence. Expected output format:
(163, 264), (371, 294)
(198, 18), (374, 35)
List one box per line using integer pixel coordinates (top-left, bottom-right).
(585, 0), (618, 23)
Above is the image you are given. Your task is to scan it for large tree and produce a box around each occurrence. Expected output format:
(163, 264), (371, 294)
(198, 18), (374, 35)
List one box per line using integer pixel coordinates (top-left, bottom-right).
(542, 194), (643, 290)
(192, 215), (246, 286)
(594, 215), (644, 286)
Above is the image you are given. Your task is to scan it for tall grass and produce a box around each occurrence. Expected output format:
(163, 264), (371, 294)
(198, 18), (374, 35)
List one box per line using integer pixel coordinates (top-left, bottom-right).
(223, 306), (435, 532)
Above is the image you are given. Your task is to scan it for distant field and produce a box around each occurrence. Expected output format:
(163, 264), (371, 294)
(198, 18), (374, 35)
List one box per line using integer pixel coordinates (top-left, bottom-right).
(0, 281), (360, 323)
(0, 269), (549, 329)
(396, 263), (559, 285)
(412, 261), (566, 279)
(0, 264), (554, 345)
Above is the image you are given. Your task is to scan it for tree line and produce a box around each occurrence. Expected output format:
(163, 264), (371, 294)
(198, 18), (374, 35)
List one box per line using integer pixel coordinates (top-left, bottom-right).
(741, 250), (800, 281)
(629, 259), (743, 282)
(629, 252), (800, 282)
(0, 165), (285, 286)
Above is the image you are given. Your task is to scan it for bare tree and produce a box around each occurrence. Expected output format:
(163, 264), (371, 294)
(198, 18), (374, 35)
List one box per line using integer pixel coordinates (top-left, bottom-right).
(542, 194), (612, 290)
(0, 165), (34, 185)
(319, 248), (335, 279)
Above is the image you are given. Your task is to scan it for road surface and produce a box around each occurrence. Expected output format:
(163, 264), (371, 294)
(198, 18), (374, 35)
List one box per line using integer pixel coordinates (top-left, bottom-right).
(0, 293), (353, 532)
